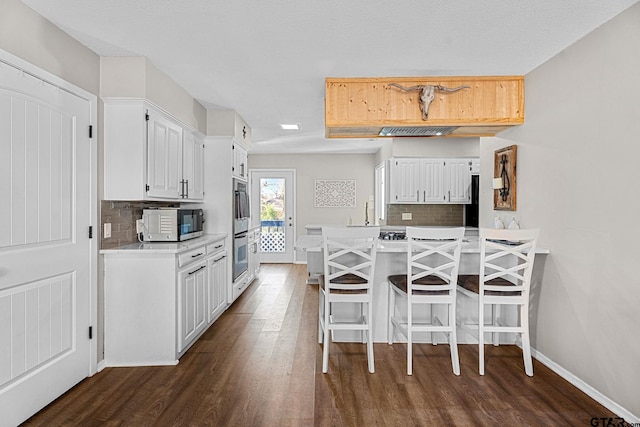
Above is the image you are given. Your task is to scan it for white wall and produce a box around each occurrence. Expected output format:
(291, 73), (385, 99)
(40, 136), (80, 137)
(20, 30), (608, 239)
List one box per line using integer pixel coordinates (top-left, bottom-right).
(374, 137), (480, 165)
(249, 153), (377, 258)
(0, 0), (100, 94)
(100, 57), (207, 133)
(479, 3), (640, 418)
(391, 137), (480, 158)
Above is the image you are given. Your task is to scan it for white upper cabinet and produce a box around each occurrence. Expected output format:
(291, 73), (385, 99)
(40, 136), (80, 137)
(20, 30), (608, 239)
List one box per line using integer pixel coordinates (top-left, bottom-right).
(182, 131), (205, 200)
(103, 99), (204, 201)
(391, 158), (421, 203)
(147, 111), (183, 199)
(233, 143), (248, 181)
(471, 159), (480, 174)
(422, 159), (446, 202)
(446, 158), (473, 203)
(208, 109), (252, 180)
(389, 157), (476, 204)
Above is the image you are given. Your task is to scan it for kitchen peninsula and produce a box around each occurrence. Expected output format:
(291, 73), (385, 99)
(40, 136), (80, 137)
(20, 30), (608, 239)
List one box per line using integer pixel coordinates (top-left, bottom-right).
(295, 226), (548, 344)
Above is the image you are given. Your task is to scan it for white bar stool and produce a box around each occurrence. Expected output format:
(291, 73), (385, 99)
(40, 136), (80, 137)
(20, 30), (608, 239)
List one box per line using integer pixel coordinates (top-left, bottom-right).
(457, 228), (539, 376)
(387, 226), (465, 375)
(318, 226), (380, 373)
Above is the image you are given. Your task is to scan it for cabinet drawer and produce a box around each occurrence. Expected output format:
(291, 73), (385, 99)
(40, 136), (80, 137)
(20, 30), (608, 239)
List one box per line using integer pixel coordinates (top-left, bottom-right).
(178, 246), (207, 267)
(207, 240), (225, 255)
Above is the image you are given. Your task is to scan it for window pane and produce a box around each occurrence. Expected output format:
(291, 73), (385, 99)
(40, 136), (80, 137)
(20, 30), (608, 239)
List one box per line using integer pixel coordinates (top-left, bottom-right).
(260, 178), (285, 253)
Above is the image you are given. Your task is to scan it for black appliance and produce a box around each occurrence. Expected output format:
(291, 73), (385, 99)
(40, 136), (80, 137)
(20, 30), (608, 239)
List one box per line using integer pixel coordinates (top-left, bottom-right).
(465, 175), (479, 227)
(233, 179), (250, 280)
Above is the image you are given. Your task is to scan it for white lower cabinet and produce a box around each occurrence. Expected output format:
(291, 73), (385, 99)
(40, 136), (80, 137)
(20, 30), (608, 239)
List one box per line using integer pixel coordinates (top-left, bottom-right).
(177, 260), (208, 353)
(103, 235), (227, 366)
(207, 250), (228, 323)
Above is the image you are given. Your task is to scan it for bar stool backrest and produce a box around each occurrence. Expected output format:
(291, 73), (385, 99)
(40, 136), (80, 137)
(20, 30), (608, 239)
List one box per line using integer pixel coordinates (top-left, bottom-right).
(322, 226), (380, 291)
(407, 227), (465, 294)
(479, 228), (540, 299)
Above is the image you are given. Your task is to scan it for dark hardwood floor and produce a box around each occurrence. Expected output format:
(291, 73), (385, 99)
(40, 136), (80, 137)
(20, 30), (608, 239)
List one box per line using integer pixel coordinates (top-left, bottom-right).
(23, 264), (615, 426)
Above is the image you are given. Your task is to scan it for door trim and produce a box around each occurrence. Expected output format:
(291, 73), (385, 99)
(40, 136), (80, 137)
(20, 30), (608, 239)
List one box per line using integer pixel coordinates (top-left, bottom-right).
(249, 168), (296, 263)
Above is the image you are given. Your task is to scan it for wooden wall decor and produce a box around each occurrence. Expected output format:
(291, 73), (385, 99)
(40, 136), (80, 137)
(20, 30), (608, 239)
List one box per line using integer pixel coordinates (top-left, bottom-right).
(325, 76), (524, 138)
(493, 145), (517, 211)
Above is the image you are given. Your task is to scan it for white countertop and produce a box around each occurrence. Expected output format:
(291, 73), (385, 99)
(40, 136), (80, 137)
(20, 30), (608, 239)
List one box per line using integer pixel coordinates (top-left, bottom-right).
(100, 233), (227, 255)
(294, 235), (549, 254)
(305, 224), (478, 233)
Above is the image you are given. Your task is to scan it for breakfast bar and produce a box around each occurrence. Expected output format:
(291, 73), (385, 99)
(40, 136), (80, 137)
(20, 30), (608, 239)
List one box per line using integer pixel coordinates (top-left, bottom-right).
(295, 228), (549, 344)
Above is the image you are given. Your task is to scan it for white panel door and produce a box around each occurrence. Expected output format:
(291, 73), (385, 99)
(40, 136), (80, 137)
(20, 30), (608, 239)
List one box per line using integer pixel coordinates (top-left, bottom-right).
(447, 159), (472, 203)
(182, 131), (204, 200)
(0, 60), (92, 425)
(392, 158), (420, 203)
(207, 252), (228, 323)
(147, 111), (183, 199)
(423, 159), (446, 202)
(178, 262), (208, 352)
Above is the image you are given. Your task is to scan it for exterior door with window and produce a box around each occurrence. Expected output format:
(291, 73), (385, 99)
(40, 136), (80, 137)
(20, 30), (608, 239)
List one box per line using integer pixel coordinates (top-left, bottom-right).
(250, 170), (295, 263)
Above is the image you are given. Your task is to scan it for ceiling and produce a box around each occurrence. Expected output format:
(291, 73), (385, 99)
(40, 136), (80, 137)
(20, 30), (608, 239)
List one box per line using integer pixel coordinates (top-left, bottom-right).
(21, 0), (639, 154)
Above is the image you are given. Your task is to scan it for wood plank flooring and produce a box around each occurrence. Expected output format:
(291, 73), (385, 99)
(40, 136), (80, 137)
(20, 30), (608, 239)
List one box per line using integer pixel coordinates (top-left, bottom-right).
(23, 264), (615, 426)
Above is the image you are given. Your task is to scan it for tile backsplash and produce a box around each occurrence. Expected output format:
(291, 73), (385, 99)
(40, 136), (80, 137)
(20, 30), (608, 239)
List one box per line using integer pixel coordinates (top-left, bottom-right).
(100, 201), (178, 249)
(386, 204), (463, 226)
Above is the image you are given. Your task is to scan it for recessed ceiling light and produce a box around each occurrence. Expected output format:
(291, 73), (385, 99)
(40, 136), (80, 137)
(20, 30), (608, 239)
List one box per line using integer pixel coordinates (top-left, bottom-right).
(280, 123), (300, 130)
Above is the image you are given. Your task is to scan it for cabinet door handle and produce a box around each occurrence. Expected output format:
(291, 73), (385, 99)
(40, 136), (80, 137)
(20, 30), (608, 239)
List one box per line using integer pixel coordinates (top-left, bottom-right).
(214, 255), (226, 263)
(188, 265), (206, 275)
(191, 252), (204, 258)
(180, 179), (188, 198)
(448, 190), (451, 202)
(416, 190), (419, 202)
(214, 244), (223, 249)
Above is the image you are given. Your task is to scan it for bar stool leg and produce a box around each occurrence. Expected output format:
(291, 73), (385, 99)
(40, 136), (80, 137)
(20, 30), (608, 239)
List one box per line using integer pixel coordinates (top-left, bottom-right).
(521, 304), (533, 376)
(492, 305), (500, 346)
(479, 297), (485, 375)
(450, 302), (460, 375)
(387, 285), (395, 345)
(367, 299), (374, 373)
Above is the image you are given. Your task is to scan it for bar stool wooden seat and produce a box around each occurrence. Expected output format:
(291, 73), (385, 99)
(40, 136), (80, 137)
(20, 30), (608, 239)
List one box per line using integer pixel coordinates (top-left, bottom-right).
(318, 226), (380, 373)
(457, 228), (539, 376)
(387, 226), (465, 375)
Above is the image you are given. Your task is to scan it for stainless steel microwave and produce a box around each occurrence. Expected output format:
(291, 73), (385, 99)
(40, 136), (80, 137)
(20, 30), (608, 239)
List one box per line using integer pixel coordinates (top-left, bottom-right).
(142, 208), (204, 242)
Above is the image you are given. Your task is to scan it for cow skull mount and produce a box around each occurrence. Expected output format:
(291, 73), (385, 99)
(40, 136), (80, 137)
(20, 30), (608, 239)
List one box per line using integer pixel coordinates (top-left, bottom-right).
(388, 83), (470, 120)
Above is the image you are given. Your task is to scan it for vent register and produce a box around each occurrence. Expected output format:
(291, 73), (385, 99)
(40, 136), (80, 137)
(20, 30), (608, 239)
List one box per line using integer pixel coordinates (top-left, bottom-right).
(378, 126), (459, 137)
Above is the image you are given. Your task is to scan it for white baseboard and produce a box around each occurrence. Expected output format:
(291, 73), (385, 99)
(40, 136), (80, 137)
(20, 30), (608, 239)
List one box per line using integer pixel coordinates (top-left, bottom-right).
(96, 360), (106, 373)
(531, 347), (639, 423)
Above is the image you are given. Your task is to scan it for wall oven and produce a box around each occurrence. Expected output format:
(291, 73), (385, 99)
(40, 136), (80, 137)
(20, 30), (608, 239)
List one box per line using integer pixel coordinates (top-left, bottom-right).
(233, 179), (250, 280)
(233, 231), (249, 281)
(234, 179), (250, 233)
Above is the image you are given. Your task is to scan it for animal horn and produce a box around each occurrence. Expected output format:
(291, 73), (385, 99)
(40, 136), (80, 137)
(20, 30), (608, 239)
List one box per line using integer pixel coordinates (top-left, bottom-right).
(434, 85), (471, 92)
(388, 83), (424, 92)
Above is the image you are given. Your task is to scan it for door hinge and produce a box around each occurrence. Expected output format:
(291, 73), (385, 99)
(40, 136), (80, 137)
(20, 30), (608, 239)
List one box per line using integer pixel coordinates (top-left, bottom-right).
(145, 112), (150, 121)
(89, 125), (93, 138)
(89, 326), (93, 340)
(89, 226), (93, 239)
(145, 184), (150, 192)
